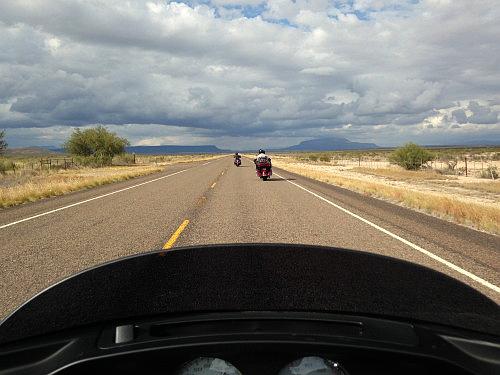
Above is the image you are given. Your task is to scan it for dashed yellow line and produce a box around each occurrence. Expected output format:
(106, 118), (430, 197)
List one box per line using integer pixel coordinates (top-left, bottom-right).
(163, 219), (190, 250)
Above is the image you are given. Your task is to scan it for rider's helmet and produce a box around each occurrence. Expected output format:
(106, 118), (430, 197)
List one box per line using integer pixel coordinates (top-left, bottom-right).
(259, 149), (265, 154)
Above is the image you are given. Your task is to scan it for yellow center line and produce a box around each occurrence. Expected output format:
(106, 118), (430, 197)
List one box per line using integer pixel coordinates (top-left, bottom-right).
(211, 182), (217, 188)
(163, 219), (190, 250)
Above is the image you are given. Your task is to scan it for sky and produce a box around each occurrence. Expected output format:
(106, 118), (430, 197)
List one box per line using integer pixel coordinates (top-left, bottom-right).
(0, 0), (499, 148)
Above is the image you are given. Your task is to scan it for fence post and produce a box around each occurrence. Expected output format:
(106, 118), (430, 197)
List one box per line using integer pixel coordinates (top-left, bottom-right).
(464, 156), (467, 177)
(358, 155), (361, 167)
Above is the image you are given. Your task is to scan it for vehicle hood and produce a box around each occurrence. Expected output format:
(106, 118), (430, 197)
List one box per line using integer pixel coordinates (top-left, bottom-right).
(0, 243), (498, 344)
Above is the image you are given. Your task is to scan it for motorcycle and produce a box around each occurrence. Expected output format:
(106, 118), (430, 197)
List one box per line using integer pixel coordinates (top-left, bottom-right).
(255, 159), (272, 181)
(234, 158), (241, 167)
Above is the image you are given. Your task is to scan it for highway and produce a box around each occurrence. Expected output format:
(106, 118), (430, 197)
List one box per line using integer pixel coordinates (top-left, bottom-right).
(1, 156), (499, 320)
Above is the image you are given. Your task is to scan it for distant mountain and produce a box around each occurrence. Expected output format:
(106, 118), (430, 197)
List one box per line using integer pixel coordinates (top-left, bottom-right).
(5, 146), (63, 157)
(283, 137), (379, 151)
(455, 139), (500, 147)
(126, 145), (226, 154)
(423, 139), (500, 148)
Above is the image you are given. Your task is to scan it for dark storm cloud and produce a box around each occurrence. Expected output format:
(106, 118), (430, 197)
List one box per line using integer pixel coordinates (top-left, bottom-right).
(467, 101), (498, 124)
(451, 109), (468, 124)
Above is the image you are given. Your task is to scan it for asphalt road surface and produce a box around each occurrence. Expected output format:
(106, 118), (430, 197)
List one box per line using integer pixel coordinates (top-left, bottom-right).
(1, 156), (499, 320)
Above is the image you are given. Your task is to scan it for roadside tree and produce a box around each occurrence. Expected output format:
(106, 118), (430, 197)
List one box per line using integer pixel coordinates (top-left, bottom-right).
(64, 126), (129, 166)
(389, 143), (433, 170)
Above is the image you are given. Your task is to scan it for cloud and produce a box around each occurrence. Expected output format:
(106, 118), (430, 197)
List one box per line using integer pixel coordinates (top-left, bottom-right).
(467, 101), (498, 124)
(451, 109), (468, 124)
(0, 0), (499, 147)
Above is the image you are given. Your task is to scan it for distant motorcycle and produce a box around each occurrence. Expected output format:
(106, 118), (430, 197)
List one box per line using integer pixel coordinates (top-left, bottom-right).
(234, 158), (241, 167)
(255, 159), (272, 181)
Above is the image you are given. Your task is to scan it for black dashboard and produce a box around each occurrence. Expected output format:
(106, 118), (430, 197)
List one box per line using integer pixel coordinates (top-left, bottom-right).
(1, 311), (499, 375)
(1, 245), (499, 374)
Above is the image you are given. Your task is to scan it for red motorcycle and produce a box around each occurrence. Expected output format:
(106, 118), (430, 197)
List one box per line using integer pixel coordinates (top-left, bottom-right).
(255, 159), (272, 181)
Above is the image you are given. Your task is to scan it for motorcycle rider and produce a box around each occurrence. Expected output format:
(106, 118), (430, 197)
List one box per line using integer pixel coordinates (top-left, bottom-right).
(254, 149), (271, 169)
(234, 152), (241, 165)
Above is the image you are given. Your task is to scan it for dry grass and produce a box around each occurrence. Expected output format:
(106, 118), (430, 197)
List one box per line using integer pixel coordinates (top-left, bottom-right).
(0, 165), (163, 208)
(135, 154), (225, 165)
(351, 166), (499, 194)
(275, 161), (500, 235)
(0, 154), (227, 208)
(450, 181), (500, 194)
(352, 167), (457, 181)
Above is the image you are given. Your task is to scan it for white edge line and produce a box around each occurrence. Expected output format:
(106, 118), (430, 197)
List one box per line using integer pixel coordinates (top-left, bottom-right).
(274, 172), (500, 294)
(1, 169), (188, 229)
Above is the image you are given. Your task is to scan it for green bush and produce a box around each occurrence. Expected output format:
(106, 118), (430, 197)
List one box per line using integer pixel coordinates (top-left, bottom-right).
(113, 153), (136, 165)
(0, 159), (16, 174)
(437, 152), (460, 170)
(389, 143), (433, 170)
(319, 154), (331, 162)
(74, 155), (113, 167)
(0, 130), (7, 155)
(309, 154), (319, 162)
(64, 126), (129, 166)
(478, 166), (498, 179)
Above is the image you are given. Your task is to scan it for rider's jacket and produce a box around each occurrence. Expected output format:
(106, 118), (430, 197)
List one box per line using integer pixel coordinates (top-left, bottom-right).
(255, 153), (271, 165)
